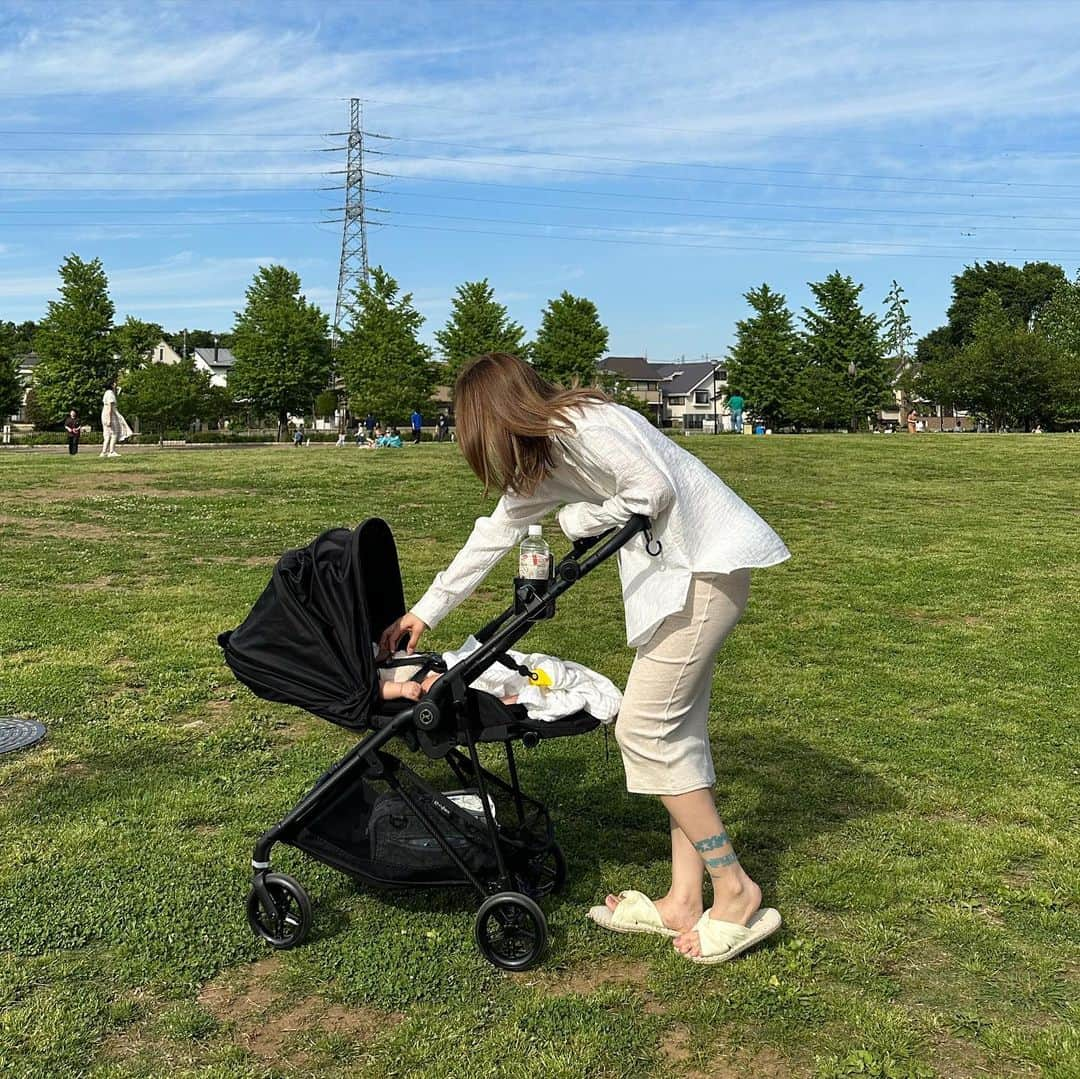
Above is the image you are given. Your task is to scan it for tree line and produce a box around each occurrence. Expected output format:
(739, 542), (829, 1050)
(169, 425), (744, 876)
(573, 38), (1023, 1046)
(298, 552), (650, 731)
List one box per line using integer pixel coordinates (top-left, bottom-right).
(5, 252), (1079, 438)
(728, 262), (1080, 432)
(0, 255), (611, 439)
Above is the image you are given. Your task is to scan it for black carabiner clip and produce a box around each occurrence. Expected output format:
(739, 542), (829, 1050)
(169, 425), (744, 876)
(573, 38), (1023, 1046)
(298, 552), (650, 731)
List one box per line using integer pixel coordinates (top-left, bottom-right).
(643, 527), (663, 557)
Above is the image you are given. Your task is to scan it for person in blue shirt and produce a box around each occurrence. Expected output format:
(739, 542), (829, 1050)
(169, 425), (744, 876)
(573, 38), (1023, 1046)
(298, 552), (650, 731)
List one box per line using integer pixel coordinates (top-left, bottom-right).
(410, 408), (423, 445)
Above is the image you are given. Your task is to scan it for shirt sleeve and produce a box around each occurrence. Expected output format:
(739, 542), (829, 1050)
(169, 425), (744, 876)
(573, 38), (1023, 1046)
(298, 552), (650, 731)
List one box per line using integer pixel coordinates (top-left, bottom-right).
(556, 424), (676, 540)
(411, 489), (561, 629)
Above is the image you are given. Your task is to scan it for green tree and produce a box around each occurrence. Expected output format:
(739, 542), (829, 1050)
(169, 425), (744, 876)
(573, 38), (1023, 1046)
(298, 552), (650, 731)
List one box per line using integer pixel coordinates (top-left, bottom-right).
(1036, 271), (1080, 426)
(315, 389), (340, 422)
(0, 353), (20, 419)
(938, 291), (1061, 430)
(114, 316), (165, 371)
(0, 320), (29, 417)
(33, 255), (117, 423)
(121, 358), (216, 442)
(531, 291), (609, 386)
(947, 261), (1066, 346)
(791, 271), (888, 431)
(725, 283), (801, 428)
(0, 319), (36, 355)
(881, 280), (914, 417)
(434, 279), (526, 379)
(338, 266), (434, 425)
(229, 265), (331, 440)
(163, 329), (233, 354)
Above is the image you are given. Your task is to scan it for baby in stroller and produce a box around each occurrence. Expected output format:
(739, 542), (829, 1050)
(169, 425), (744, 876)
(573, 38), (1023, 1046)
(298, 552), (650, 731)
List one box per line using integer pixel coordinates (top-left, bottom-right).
(377, 640), (621, 722)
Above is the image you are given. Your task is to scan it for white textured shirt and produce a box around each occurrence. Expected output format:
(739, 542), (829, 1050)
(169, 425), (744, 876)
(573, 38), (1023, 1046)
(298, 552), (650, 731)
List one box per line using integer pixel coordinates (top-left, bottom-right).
(411, 402), (790, 647)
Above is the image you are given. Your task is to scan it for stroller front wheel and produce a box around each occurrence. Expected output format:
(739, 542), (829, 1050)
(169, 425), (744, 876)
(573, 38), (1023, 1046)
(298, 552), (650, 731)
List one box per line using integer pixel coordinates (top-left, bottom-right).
(474, 892), (549, 971)
(246, 873), (312, 949)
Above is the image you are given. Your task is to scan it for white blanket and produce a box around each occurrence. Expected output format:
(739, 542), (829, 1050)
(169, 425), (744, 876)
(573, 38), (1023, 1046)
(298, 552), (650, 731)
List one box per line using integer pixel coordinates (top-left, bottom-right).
(440, 636), (621, 723)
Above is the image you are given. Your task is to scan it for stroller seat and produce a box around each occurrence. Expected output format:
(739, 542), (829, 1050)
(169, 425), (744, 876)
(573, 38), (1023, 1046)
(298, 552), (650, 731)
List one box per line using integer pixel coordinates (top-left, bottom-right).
(371, 689), (600, 743)
(220, 513), (654, 971)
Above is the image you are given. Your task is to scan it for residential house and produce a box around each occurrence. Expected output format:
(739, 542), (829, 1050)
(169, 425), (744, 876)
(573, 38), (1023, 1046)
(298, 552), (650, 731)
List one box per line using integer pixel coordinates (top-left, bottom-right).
(149, 340), (235, 388)
(655, 361), (728, 431)
(599, 355), (729, 429)
(598, 356), (664, 425)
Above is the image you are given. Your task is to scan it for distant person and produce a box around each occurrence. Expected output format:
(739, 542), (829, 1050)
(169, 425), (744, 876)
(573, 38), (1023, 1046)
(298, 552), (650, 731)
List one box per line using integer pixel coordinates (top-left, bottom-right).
(364, 412), (378, 439)
(1033, 423), (1044, 434)
(335, 429), (347, 448)
(64, 409), (81, 456)
(100, 380), (130, 458)
(410, 407), (423, 445)
(728, 393), (744, 434)
(293, 421), (305, 448)
(907, 410), (919, 434)
(436, 412), (450, 442)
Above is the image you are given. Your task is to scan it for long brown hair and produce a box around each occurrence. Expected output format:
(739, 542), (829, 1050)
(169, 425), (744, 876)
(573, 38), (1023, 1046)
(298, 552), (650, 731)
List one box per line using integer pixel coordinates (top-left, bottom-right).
(454, 352), (609, 496)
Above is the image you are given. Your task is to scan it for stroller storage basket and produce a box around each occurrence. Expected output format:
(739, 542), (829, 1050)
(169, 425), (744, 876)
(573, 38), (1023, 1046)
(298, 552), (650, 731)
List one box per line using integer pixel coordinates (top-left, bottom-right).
(369, 789), (496, 880)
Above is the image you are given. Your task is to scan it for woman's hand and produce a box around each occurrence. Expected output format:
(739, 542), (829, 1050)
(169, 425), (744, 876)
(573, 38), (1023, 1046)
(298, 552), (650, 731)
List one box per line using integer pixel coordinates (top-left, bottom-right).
(379, 612), (428, 657)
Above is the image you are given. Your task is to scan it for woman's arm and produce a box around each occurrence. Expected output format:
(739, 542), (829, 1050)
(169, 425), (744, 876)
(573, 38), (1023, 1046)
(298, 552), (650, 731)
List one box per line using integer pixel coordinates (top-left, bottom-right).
(408, 490), (561, 633)
(556, 425), (676, 539)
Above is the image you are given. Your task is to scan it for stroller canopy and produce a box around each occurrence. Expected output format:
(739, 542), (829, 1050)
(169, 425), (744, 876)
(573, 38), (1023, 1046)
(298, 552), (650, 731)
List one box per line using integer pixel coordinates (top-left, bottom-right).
(219, 518), (405, 730)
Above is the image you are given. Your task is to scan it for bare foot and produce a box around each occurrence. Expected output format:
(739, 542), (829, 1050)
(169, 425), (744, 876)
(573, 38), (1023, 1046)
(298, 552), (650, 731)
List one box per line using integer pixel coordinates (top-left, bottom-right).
(604, 892), (702, 934)
(673, 877), (762, 958)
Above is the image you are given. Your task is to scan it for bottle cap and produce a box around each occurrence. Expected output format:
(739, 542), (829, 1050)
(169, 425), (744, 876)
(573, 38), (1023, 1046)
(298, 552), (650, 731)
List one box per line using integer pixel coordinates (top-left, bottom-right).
(528, 524), (542, 536)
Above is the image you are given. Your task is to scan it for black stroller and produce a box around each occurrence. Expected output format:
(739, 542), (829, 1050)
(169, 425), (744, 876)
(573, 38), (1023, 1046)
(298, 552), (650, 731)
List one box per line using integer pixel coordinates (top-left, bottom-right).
(219, 514), (654, 971)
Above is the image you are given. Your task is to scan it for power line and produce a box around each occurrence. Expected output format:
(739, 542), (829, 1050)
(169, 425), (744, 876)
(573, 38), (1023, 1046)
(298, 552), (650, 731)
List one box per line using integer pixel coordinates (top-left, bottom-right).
(0, 146), (327, 153)
(356, 95), (1075, 157)
(373, 187), (1080, 236)
(357, 217), (1080, 264)
(376, 148), (1080, 204)
(379, 132), (1080, 191)
(369, 206), (1080, 257)
(372, 172), (1075, 224)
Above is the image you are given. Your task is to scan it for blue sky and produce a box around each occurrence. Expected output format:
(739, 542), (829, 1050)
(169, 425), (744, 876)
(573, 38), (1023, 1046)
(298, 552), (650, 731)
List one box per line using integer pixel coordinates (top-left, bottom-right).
(2, 0), (1080, 359)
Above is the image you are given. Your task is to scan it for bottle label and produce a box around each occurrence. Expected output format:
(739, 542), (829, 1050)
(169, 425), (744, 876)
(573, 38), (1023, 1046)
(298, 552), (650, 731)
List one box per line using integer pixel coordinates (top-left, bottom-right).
(519, 551), (550, 580)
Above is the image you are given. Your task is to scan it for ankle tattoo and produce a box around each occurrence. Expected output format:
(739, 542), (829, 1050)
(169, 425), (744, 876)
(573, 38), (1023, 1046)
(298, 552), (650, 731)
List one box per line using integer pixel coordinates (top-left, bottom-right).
(693, 832), (729, 853)
(704, 851), (740, 870)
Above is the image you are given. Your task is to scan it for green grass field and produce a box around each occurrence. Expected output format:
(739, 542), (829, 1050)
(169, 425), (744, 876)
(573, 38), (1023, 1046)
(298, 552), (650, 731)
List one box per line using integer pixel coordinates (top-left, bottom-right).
(1, 435), (1077, 1079)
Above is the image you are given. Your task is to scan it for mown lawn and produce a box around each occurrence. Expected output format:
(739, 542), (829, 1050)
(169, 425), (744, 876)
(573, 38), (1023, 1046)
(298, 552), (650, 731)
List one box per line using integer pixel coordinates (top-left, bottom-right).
(0, 435), (1077, 1079)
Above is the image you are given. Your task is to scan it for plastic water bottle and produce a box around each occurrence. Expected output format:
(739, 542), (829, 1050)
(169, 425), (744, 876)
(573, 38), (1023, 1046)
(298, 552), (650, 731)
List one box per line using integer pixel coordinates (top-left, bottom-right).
(518, 524), (551, 581)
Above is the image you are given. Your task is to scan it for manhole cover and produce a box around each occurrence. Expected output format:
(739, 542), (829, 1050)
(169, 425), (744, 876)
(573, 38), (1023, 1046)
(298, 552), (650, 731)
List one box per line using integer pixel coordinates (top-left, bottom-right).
(0, 718), (47, 755)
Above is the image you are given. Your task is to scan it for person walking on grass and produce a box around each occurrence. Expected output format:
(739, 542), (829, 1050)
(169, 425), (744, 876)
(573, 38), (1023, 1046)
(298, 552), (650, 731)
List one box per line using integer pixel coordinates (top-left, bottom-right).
(410, 407), (423, 446)
(379, 352), (790, 965)
(100, 380), (130, 458)
(64, 409), (81, 455)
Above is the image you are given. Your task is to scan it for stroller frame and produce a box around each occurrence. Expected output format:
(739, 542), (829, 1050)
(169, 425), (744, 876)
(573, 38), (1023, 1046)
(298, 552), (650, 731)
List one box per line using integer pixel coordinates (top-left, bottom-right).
(244, 514), (654, 970)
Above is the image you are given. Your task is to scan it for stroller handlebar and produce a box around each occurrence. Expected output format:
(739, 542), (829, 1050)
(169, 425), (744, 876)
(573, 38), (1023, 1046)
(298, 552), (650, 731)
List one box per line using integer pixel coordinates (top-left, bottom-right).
(416, 514), (654, 730)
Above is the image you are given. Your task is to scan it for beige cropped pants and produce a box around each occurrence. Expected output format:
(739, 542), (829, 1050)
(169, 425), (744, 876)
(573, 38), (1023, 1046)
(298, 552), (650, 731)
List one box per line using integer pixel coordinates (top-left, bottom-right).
(615, 570), (751, 796)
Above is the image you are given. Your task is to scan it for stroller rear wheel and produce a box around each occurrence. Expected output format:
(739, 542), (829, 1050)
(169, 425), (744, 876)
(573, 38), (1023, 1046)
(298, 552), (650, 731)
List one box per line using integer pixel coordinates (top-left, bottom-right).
(246, 873), (312, 949)
(518, 841), (567, 899)
(474, 892), (548, 971)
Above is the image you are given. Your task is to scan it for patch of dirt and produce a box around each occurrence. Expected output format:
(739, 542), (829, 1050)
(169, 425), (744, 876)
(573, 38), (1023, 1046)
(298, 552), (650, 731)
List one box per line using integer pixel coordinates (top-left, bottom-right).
(191, 555), (278, 566)
(516, 956), (652, 996)
(61, 575), (116, 592)
(0, 513), (114, 539)
(702, 1046), (792, 1079)
(198, 956), (401, 1066)
(926, 1032), (1008, 1079)
(659, 1022), (693, 1067)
